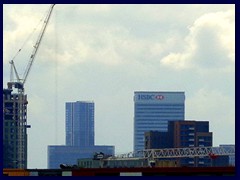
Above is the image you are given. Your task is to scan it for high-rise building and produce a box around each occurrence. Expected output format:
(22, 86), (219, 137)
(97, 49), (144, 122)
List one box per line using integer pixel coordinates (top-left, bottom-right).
(134, 91), (185, 151)
(3, 88), (31, 169)
(66, 101), (94, 147)
(48, 101), (114, 169)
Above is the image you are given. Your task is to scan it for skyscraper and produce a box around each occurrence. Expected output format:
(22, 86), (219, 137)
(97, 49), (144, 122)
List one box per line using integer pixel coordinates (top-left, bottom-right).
(48, 101), (114, 168)
(134, 91), (185, 151)
(66, 101), (94, 147)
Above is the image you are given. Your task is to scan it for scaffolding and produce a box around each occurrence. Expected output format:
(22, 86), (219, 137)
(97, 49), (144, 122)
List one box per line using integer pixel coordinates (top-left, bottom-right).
(3, 86), (29, 168)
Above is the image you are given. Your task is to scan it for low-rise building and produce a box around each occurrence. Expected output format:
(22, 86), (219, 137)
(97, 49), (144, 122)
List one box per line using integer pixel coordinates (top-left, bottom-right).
(48, 145), (114, 169)
(77, 158), (148, 168)
(144, 120), (213, 167)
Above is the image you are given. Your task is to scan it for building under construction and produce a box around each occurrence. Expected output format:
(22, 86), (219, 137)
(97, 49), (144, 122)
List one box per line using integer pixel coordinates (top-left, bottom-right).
(3, 84), (30, 169)
(3, 4), (55, 169)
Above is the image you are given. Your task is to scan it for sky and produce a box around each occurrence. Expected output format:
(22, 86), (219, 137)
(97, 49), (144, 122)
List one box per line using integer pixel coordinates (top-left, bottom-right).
(3, 4), (235, 168)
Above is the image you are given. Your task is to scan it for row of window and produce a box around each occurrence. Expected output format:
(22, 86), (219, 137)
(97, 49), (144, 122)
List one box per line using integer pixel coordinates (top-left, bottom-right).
(135, 122), (168, 126)
(134, 128), (167, 133)
(136, 110), (184, 113)
(136, 104), (184, 107)
(135, 108), (184, 112)
(136, 114), (183, 118)
(134, 115), (184, 121)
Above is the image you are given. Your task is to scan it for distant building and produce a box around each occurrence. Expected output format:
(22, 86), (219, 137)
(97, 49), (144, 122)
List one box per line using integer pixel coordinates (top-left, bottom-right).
(168, 120), (212, 148)
(219, 145), (235, 166)
(144, 131), (170, 149)
(3, 87), (31, 169)
(66, 101), (94, 147)
(134, 91), (185, 151)
(48, 145), (114, 169)
(77, 157), (177, 168)
(144, 120), (213, 167)
(77, 158), (148, 168)
(169, 120), (213, 167)
(48, 101), (115, 169)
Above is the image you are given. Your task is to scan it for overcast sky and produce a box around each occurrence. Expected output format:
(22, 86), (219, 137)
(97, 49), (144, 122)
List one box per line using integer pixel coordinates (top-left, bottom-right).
(3, 4), (235, 169)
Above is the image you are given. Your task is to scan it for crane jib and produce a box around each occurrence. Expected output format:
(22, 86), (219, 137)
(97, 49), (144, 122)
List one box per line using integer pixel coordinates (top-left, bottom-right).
(9, 4), (55, 90)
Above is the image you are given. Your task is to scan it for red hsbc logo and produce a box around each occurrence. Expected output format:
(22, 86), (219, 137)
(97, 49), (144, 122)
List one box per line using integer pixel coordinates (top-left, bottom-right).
(155, 95), (164, 100)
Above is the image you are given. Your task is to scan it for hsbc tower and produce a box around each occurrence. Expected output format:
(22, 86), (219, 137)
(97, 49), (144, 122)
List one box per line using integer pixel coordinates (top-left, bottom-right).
(134, 91), (185, 151)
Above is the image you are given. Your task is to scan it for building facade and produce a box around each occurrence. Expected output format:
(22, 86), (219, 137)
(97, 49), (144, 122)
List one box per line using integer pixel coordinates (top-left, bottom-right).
(144, 131), (170, 149)
(168, 120), (212, 148)
(48, 145), (115, 169)
(168, 120), (213, 167)
(66, 101), (94, 147)
(3, 87), (31, 169)
(48, 100), (115, 168)
(134, 91), (185, 151)
(144, 120), (213, 167)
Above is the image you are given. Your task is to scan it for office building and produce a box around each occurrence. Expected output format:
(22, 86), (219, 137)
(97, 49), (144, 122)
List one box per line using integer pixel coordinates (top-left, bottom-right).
(3, 87), (31, 169)
(134, 91), (185, 151)
(168, 120), (212, 148)
(48, 145), (115, 169)
(66, 101), (94, 147)
(168, 120), (213, 167)
(144, 131), (170, 149)
(48, 101), (115, 168)
(144, 120), (213, 167)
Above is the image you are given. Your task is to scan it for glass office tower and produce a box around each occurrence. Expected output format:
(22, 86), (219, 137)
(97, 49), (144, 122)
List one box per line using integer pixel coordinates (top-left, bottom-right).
(134, 91), (185, 151)
(66, 101), (94, 147)
(48, 101), (115, 169)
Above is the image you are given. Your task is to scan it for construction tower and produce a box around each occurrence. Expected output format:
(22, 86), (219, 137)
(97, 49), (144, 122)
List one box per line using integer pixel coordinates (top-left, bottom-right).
(3, 4), (55, 169)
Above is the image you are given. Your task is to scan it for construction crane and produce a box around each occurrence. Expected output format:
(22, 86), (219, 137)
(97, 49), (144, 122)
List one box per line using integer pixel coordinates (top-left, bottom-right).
(8, 4), (55, 92)
(4, 4), (55, 169)
(108, 146), (235, 166)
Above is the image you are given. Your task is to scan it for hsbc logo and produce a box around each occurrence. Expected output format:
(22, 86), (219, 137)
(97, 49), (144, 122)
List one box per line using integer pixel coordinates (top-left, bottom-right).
(155, 95), (164, 100)
(137, 94), (164, 100)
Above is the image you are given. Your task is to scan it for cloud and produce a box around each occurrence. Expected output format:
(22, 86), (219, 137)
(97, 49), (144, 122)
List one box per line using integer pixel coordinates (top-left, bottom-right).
(160, 10), (235, 70)
(3, 5), (50, 64)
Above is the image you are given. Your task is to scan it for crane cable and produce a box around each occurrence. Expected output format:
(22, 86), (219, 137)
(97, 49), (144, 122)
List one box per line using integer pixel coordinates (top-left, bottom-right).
(54, 10), (58, 144)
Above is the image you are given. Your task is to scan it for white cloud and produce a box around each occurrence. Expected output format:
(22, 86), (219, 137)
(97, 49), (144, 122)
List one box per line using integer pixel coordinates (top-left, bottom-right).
(160, 10), (235, 70)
